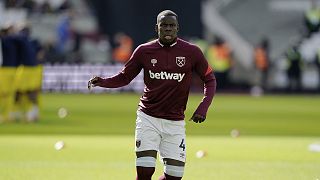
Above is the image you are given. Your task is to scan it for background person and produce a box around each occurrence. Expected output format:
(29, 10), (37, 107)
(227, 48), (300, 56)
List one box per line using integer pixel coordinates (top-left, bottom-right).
(206, 36), (232, 90)
(0, 25), (19, 122)
(112, 32), (134, 64)
(315, 48), (320, 91)
(13, 25), (42, 122)
(253, 38), (270, 91)
(285, 44), (304, 92)
(304, 0), (320, 36)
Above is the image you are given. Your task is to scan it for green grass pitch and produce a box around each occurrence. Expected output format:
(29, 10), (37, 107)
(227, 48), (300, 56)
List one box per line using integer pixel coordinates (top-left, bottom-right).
(0, 93), (320, 179)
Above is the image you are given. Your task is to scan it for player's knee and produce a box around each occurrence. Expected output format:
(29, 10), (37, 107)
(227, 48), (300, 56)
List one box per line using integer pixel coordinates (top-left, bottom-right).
(163, 158), (185, 178)
(136, 156), (156, 167)
(136, 150), (157, 179)
(136, 150), (157, 167)
(163, 165), (184, 178)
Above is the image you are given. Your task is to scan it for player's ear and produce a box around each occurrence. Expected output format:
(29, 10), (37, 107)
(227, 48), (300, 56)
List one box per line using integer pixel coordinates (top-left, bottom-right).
(155, 24), (158, 33)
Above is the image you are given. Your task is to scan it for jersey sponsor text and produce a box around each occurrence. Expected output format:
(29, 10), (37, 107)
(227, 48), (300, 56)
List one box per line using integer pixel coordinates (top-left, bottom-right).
(149, 70), (185, 82)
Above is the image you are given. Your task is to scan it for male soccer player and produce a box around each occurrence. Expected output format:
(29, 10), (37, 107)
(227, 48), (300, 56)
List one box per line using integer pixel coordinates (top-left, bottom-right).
(88, 10), (216, 180)
(0, 25), (19, 122)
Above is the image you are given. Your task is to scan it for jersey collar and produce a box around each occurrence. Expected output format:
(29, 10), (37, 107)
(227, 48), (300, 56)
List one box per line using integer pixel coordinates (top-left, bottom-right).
(157, 39), (178, 47)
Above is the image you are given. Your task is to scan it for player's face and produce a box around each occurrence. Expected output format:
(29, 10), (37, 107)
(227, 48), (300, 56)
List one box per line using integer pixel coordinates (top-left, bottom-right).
(156, 16), (179, 45)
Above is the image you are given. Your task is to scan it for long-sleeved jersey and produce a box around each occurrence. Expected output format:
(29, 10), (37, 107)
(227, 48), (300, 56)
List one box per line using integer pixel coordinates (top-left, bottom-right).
(98, 38), (216, 120)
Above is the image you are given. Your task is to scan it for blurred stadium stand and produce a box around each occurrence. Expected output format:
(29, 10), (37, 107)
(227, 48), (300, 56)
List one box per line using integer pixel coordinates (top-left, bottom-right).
(1, 0), (320, 92)
(202, 0), (308, 90)
(42, 64), (144, 92)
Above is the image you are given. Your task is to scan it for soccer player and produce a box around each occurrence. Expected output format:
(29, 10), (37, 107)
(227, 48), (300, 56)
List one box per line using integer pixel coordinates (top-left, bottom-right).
(14, 26), (43, 122)
(88, 10), (216, 180)
(0, 25), (20, 122)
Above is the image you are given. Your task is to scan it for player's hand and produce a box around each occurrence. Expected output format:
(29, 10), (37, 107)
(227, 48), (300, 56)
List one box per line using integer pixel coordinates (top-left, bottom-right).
(190, 114), (206, 123)
(88, 76), (102, 90)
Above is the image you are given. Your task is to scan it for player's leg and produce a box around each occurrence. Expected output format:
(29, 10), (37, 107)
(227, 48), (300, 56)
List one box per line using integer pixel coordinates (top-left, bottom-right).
(136, 150), (157, 180)
(12, 66), (25, 121)
(158, 159), (184, 180)
(25, 66), (41, 122)
(0, 67), (17, 122)
(135, 111), (161, 180)
(0, 68), (7, 122)
(159, 120), (186, 179)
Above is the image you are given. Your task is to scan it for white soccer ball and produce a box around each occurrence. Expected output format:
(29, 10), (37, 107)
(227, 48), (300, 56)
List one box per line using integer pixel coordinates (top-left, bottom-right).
(196, 150), (207, 158)
(54, 141), (65, 150)
(230, 129), (240, 138)
(58, 107), (68, 119)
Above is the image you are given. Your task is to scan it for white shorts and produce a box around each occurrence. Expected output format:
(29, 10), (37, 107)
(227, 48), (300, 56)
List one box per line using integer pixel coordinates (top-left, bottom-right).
(135, 110), (186, 163)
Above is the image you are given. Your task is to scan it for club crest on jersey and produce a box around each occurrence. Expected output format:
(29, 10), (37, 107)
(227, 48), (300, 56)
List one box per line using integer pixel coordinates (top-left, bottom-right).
(151, 59), (157, 66)
(176, 57), (186, 67)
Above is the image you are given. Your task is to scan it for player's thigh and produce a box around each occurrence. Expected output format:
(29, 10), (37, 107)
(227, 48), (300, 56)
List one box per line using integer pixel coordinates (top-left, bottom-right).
(135, 111), (161, 152)
(159, 120), (186, 163)
(18, 66), (35, 91)
(0, 68), (17, 94)
(28, 66), (41, 90)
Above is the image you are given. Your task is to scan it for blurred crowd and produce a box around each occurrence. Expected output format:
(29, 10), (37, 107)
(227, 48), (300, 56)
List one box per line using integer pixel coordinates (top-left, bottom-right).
(4, 0), (71, 14)
(0, 0), (73, 123)
(0, 0), (135, 123)
(282, 0), (320, 93)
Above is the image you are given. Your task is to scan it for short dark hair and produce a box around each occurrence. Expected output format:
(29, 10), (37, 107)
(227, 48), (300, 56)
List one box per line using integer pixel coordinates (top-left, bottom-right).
(157, 10), (178, 24)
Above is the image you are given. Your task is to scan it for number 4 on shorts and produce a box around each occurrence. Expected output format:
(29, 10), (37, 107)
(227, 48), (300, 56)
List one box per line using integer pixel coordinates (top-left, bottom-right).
(179, 139), (185, 151)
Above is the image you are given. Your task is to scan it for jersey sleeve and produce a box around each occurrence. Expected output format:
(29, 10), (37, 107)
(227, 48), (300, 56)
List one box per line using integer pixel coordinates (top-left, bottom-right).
(192, 46), (216, 118)
(193, 46), (214, 82)
(98, 46), (143, 88)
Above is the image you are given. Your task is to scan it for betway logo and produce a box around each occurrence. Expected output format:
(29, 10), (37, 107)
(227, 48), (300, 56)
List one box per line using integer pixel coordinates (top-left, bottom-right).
(149, 70), (185, 82)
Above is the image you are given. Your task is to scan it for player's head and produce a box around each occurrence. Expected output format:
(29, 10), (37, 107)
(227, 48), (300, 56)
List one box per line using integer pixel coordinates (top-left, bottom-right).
(155, 10), (179, 46)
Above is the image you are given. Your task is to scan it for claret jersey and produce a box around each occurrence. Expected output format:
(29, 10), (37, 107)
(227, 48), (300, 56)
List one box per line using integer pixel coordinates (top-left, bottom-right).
(100, 38), (214, 120)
